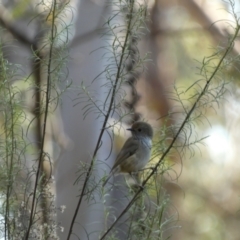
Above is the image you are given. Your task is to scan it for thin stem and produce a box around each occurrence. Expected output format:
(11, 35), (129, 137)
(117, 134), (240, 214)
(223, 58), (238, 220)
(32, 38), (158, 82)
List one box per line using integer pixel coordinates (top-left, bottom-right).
(5, 85), (15, 240)
(24, 0), (57, 238)
(66, 1), (136, 239)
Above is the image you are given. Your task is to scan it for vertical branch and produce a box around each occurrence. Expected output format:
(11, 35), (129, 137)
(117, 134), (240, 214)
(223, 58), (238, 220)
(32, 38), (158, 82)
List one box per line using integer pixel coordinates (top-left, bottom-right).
(24, 0), (57, 238)
(66, 1), (136, 239)
(32, 45), (50, 236)
(4, 86), (15, 240)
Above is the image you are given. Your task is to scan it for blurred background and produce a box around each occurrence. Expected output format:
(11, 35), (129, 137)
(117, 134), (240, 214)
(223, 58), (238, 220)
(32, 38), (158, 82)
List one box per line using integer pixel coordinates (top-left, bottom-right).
(1, 0), (240, 239)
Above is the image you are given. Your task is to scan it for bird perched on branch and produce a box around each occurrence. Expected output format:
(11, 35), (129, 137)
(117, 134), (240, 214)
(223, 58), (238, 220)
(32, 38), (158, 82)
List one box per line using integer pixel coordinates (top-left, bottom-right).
(103, 121), (153, 187)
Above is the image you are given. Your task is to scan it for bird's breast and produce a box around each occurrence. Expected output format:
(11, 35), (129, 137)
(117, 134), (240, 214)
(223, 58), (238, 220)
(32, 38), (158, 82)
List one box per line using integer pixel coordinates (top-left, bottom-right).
(120, 138), (152, 173)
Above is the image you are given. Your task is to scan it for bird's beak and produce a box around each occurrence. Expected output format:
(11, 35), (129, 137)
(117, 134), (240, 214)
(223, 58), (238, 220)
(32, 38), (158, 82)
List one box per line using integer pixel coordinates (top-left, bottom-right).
(127, 128), (133, 132)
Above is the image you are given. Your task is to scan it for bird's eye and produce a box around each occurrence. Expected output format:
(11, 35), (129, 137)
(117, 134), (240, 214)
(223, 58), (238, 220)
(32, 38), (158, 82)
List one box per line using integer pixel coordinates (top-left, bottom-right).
(138, 128), (141, 132)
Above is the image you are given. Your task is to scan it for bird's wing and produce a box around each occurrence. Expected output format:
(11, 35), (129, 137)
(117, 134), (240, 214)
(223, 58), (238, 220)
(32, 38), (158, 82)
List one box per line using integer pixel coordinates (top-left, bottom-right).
(111, 137), (139, 171)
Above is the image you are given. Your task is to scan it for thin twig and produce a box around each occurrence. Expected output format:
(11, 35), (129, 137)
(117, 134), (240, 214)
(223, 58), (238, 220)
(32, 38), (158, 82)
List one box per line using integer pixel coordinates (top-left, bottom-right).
(24, 0), (57, 238)
(66, 1), (136, 239)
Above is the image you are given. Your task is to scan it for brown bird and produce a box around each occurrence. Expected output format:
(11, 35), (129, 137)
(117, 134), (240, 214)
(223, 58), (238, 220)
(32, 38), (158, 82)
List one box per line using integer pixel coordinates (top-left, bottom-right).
(103, 121), (153, 186)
